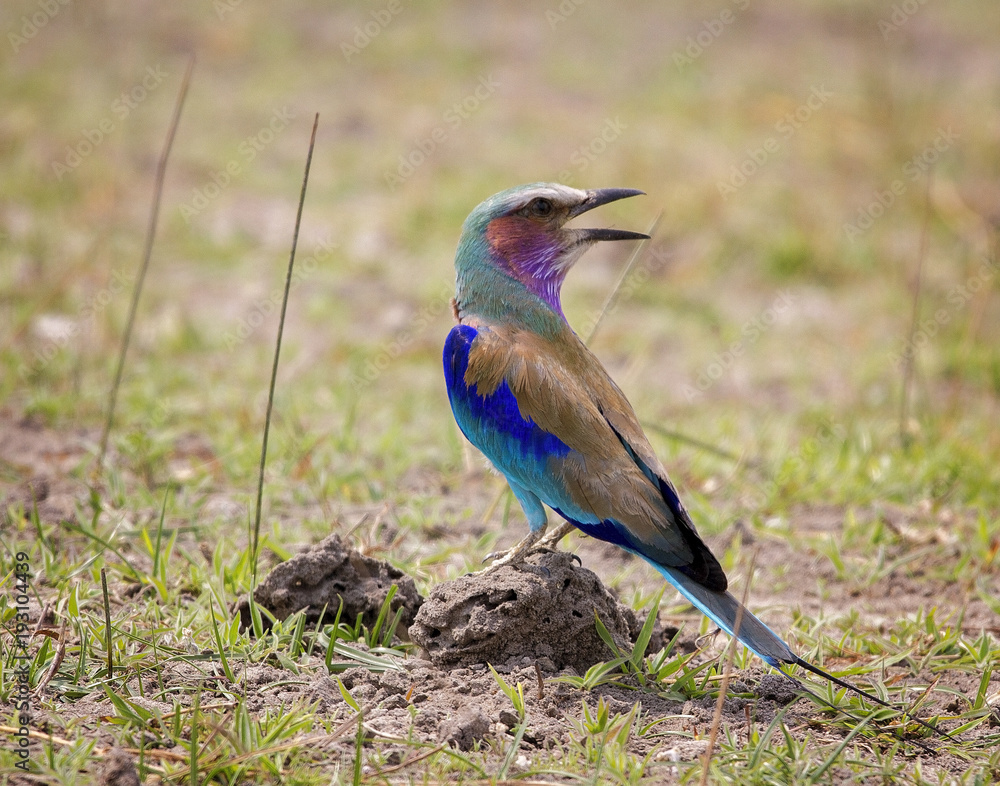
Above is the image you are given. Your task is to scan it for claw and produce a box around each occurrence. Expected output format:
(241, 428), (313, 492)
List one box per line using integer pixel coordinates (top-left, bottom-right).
(525, 545), (582, 566)
(478, 523), (580, 575)
(477, 528), (546, 574)
(694, 627), (723, 650)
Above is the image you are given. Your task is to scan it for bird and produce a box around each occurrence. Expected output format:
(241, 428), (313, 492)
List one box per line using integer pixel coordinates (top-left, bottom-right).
(442, 182), (949, 740)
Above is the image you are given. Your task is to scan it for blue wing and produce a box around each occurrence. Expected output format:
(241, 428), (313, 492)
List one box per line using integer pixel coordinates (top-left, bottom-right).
(444, 324), (571, 463)
(444, 324), (681, 555)
(445, 323), (572, 531)
(443, 322), (796, 666)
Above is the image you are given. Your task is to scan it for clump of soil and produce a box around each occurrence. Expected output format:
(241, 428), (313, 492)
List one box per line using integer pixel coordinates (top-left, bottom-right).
(98, 748), (141, 786)
(237, 534), (423, 633)
(0, 416), (92, 526)
(323, 657), (692, 756)
(409, 551), (639, 673)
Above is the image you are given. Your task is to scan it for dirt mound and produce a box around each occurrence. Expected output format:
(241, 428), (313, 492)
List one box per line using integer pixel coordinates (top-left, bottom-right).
(98, 748), (141, 786)
(238, 534), (423, 633)
(409, 551), (639, 673)
(328, 657), (685, 753)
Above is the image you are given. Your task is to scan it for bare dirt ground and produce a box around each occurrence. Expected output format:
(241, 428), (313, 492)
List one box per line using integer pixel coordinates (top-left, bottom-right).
(3, 414), (996, 783)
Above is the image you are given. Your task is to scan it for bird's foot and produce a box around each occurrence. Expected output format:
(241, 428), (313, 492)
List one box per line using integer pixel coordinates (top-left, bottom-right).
(480, 529), (546, 573)
(694, 627), (724, 651)
(531, 522), (576, 554)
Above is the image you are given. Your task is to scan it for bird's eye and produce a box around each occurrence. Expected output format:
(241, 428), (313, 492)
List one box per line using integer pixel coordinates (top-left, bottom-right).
(528, 198), (554, 217)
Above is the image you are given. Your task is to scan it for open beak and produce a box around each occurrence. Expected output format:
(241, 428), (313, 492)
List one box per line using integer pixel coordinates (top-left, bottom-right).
(568, 188), (649, 242)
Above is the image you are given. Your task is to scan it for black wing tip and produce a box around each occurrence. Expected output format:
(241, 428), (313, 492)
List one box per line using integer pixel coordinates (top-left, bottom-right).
(675, 558), (728, 593)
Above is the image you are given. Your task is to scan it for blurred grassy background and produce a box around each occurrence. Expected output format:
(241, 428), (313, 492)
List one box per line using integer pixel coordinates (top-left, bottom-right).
(2, 0), (999, 580)
(3, 1), (1000, 782)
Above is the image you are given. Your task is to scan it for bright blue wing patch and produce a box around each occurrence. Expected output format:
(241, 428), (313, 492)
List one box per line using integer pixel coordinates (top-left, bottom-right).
(443, 323), (722, 588)
(444, 324), (571, 462)
(444, 323), (671, 550)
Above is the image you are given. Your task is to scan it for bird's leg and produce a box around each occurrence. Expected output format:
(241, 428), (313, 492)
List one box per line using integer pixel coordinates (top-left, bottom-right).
(480, 483), (549, 572)
(532, 521), (575, 553)
(481, 526), (547, 572)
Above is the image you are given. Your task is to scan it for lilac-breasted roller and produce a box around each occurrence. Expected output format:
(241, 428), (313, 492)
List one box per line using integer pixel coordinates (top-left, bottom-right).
(442, 183), (950, 736)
